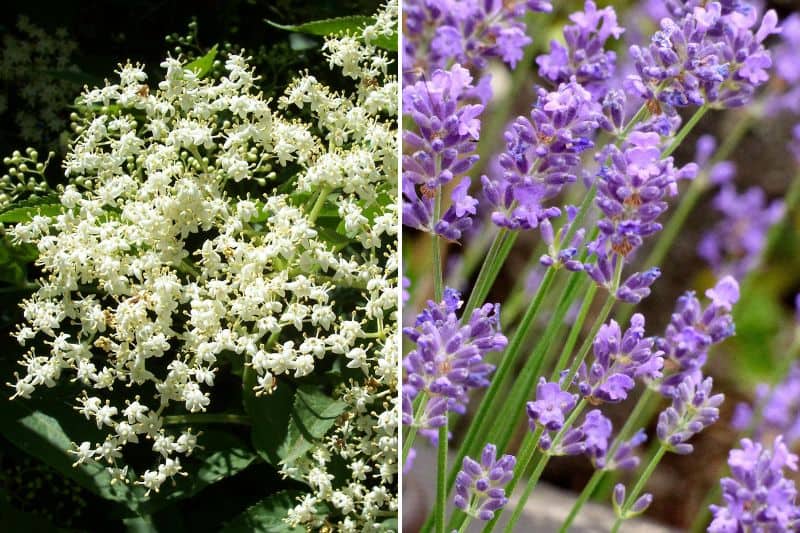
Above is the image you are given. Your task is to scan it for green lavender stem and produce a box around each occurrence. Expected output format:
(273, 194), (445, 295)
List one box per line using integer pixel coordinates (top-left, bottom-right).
(433, 188), (444, 301)
(461, 228), (515, 319)
(494, 400), (589, 533)
(446, 266), (556, 492)
(436, 424), (448, 533)
(611, 444), (668, 533)
(558, 469), (604, 533)
(489, 273), (588, 453)
(560, 388), (658, 529)
(403, 392), (428, 464)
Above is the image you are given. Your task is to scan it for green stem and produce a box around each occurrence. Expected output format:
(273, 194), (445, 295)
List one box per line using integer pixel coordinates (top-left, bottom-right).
(549, 283), (598, 381)
(611, 444), (668, 533)
(403, 392), (428, 464)
(478, 427), (544, 533)
(663, 104), (710, 158)
(433, 189), (443, 302)
(489, 273), (587, 452)
(162, 413), (251, 426)
(307, 186), (332, 223)
(436, 424), (447, 533)
(446, 267), (556, 492)
(498, 401), (589, 533)
(461, 228), (511, 319)
(559, 469), (604, 533)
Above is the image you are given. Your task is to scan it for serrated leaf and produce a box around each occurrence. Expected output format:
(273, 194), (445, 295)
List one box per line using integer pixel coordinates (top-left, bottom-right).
(221, 490), (303, 533)
(278, 386), (346, 465)
(185, 45), (219, 78)
(0, 195), (63, 223)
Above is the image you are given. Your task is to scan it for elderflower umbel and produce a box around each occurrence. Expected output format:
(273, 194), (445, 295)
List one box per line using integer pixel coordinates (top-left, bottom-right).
(8, 2), (398, 528)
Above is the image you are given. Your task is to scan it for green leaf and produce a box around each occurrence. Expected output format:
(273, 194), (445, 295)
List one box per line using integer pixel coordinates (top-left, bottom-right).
(185, 45), (219, 78)
(244, 377), (295, 466)
(266, 15), (373, 37)
(278, 386), (346, 465)
(267, 15), (397, 52)
(221, 490), (303, 533)
(139, 431), (258, 514)
(0, 195), (63, 223)
(0, 401), (140, 504)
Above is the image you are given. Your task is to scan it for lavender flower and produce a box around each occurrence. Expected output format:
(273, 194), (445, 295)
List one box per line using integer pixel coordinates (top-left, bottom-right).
(583, 252), (662, 303)
(403, 0), (553, 77)
(527, 378), (578, 431)
(656, 374), (723, 455)
(654, 276), (739, 396)
(594, 131), (698, 258)
(539, 205), (586, 271)
(454, 443), (516, 521)
(536, 1), (625, 100)
(403, 288), (507, 431)
(482, 80), (602, 230)
(693, 134), (736, 186)
(709, 437), (800, 532)
(626, 3), (779, 111)
(698, 185), (784, 280)
(597, 429), (648, 471)
(543, 409), (613, 458)
(765, 13), (800, 115)
(733, 363), (800, 447)
(613, 483), (653, 518)
(402, 65), (483, 240)
(579, 313), (663, 404)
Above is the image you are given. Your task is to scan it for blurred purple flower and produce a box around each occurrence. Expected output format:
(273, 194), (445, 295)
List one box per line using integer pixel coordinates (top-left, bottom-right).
(698, 185), (784, 279)
(709, 436), (800, 532)
(403, 0), (553, 77)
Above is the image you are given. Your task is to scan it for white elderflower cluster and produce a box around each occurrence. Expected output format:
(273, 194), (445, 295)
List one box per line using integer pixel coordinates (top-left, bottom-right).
(7, 1), (398, 526)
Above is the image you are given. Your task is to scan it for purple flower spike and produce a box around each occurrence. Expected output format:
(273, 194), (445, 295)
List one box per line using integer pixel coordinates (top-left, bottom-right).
(402, 65), (483, 240)
(594, 131), (697, 259)
(733, 364), (800, 447)
(539, 206), (586, 271)
(527, 378), (578, 431)
(656, 374), (723, 455)
(626, 3), (779, 112)
(709, 436), (800, 532)
(403, 287), (507, 432)
(655, 276), (739, 396)
(579, 313), (663, 404)
(597, 429), (647, 471)
(698, 185), (784, 279)
(483, 80), (602, 231)
(536, 1), (624, 100)
(404, 0), (553, 76)
(454, 443), (516, 521)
